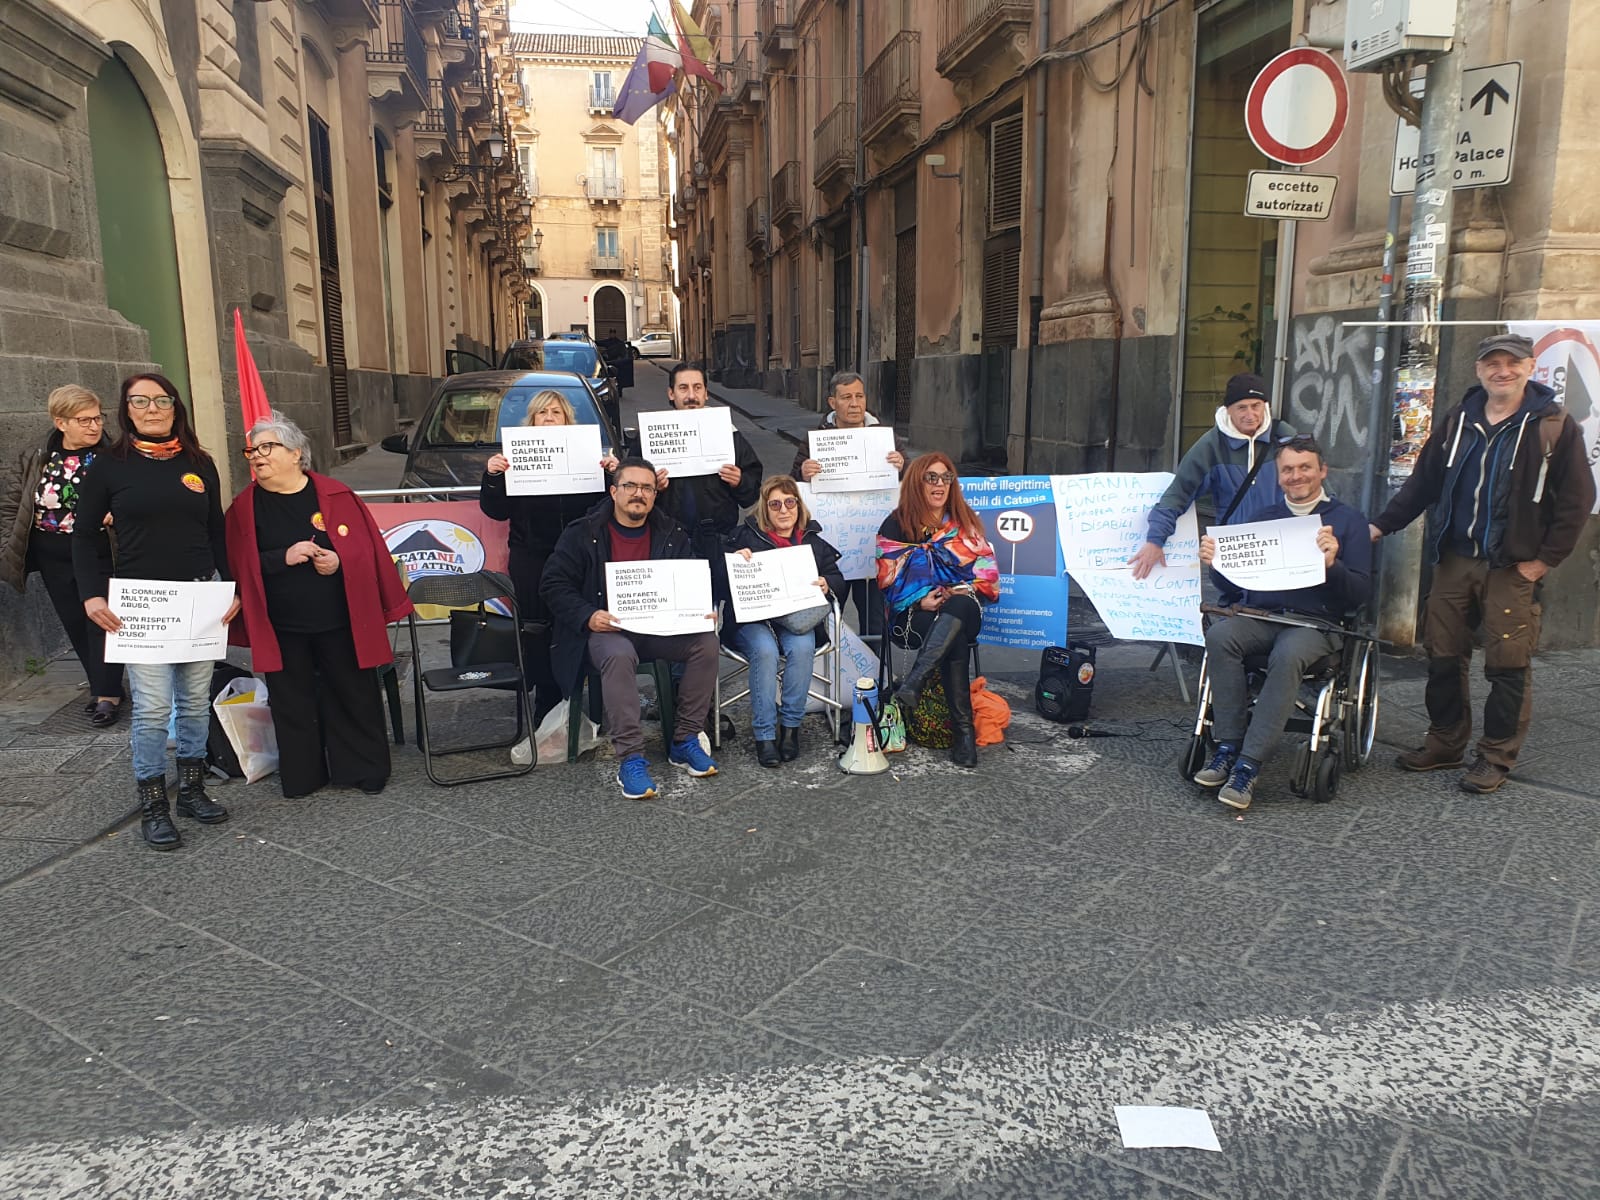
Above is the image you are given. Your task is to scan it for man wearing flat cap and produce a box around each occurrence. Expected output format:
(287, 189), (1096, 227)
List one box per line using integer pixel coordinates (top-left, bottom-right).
(1371, 333), (1596, 794)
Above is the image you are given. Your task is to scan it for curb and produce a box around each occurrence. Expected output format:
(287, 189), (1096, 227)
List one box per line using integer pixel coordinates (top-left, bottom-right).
(711, 387), (809, 453)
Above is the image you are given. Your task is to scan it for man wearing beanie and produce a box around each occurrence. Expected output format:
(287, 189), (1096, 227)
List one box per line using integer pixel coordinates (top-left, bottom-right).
(1371, 333), (1596, 793)
(1130, 372), (1297, 579)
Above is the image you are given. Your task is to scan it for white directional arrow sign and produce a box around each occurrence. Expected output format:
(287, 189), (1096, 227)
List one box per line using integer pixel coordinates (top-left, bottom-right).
(1391, 61), (1521, 195)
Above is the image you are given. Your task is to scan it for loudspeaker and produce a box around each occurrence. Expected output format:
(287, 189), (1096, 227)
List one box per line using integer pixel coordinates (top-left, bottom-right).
(1035, 643), (1096, 723)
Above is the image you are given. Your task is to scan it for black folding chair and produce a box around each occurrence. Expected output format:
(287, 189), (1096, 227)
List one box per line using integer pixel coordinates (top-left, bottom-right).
(406, 570), (535, 786)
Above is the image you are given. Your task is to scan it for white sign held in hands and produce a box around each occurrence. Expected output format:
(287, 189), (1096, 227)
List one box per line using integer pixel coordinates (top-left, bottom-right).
(604, 560), (715, 637)
(104, 579), (236, 664)
(638, 408), (736, 478)
(1207, 515), (1326, 591)
(501, 424), (605, 496)
(807, 427), (899, 492)
(725, 544), (825, 623)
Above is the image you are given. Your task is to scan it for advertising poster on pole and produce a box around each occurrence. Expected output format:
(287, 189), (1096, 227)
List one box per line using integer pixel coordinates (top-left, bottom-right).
(960, 475), (1069, 651)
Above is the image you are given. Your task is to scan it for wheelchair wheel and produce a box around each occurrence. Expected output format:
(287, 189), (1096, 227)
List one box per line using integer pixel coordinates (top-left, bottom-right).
(1343, 641), (1380, 770)
(1313, 752), (1341, 803)
(1178, 734), (1212, 782)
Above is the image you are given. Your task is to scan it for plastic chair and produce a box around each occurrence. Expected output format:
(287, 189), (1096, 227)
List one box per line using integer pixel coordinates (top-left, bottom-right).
(716, 597), (847, 746)
(406, 570), (535, 786)
(565, 657), (677, 762)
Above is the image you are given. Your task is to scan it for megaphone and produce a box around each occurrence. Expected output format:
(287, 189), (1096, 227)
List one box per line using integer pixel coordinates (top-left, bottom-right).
(837, 677), (891, 775)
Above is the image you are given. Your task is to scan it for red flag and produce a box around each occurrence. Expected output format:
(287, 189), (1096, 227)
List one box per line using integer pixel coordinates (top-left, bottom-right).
(233, 306), (272, 431)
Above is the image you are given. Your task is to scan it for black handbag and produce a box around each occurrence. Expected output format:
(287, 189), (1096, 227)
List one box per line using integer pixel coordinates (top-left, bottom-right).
(449, 605), (522, 669)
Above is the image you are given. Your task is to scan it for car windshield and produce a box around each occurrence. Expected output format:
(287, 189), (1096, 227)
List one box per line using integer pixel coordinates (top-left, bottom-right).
(540, 342), (600, 376)
(421, 383), (603, 447)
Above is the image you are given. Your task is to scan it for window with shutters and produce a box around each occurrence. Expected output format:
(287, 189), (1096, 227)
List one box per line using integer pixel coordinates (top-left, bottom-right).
(988, 113), (1023, 234)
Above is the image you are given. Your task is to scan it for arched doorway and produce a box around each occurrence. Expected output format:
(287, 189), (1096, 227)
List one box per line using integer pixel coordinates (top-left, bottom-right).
(87, 51), (190, 402)
(592, 284), (628, 341)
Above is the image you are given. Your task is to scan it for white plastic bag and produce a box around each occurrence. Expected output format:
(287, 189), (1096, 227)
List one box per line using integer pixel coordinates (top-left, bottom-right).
(212, 675), (280, 783)
(512, 698), (601, 766)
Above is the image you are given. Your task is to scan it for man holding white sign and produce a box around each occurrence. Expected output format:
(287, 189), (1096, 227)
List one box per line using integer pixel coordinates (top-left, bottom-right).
(1195, 436), (1371, 810)
(542, 457), (721, 800)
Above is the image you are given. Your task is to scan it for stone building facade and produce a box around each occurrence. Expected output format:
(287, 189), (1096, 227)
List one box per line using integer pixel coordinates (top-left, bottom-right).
(507, 34), (675, 349)
(0, 0), (533, 682)
(672, 0), (1600, 648)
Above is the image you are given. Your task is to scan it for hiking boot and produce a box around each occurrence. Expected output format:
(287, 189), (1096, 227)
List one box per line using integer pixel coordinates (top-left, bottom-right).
(668, 736), (718, 778)
(1459, 755), (1509, 794)
(1395, 745), (1465, 772)
(616, 754), (658, 800)
(137, 776), (180, 851)
(1193, 743), (1238, 788)
(175, 757), (229, 824)
(1219, 760), (1259, 811)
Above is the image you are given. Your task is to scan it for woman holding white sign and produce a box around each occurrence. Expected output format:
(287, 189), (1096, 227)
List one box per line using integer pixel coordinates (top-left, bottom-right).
(73, 374), (238, 851)
(480, 388), (618, 718)
(725, 475), (847, 767)
(876, 454), (1000, 768)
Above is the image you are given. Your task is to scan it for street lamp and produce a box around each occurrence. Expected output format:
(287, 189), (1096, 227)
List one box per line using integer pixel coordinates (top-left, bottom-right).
(532, 227), (544, 249)
(486, 130), (505, 163)
(518, 199), (532, 223)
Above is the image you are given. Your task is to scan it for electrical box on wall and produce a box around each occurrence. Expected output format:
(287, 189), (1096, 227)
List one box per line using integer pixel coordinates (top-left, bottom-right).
(1345, 0), (1456, 72)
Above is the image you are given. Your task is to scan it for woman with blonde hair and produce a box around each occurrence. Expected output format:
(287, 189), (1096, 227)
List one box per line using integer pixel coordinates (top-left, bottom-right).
(724, 475), (846, 766)
(1, 384), (124, 725)
(479, 387), (617, 718)
(876, 453), (1000, 768)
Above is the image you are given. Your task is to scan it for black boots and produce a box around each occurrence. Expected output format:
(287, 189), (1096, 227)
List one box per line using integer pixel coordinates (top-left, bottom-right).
(941, 655), (978, 769)
(138, 776), (179, 851)
(892, 614), (966, 709)
(175, 757), (229, 825)
(756, 739), (781, 768)
(778, 725), (800, 762)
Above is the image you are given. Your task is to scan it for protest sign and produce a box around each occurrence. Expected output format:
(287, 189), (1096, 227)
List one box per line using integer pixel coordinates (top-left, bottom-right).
(1051, 472), (1199, 570)
(798, 484), (897, 581)
(1071, 564), (1204, 646)
(807, 427), (899, 492)
(725, 544), (825, 623)
(961, 475), (1070, 650)
(104, 579), (236, 664)
(638, 408), (736, 477)
(501, 424), (605, 497)
(605, 559), (715, 636)
(1207, 515), (1325, 590)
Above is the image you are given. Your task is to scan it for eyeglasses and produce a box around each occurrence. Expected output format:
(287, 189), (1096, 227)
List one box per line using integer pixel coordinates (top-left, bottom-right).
(67, 414), (104, 428)
(128, 395), (176, 410)
(615, 481), (657, 495)
(242, 441), (284, 459)
(1277, 435), (1320, 451)
(766, 497), (798, 511)
(923, 472), (956, 486)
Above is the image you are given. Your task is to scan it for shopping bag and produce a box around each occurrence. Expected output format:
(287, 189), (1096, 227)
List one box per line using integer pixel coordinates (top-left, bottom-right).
(211, 675), (279, 783)
(513, 698), (601, 766)
(971, 675), (1012, 747)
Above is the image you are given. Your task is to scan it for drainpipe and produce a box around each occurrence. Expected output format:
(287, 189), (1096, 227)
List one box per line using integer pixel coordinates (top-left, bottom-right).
(1020, 0), (1050, 472)
(853, 0), (868, 379)
(1103, 194), (1124, 469)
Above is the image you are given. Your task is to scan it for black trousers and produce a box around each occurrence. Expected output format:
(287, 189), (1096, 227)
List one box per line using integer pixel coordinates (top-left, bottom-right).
(27, 532), (123, 697)
(892, 593), (984, 651)
(508, 547), (561, 720)
(264, 626), (390, 798)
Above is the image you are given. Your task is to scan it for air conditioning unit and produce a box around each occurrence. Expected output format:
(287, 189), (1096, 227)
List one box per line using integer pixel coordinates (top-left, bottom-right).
(1345, 0), (1455, 72)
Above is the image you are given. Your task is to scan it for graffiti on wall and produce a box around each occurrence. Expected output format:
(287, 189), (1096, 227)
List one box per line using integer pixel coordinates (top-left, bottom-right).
(1287, 316), (1372, 464)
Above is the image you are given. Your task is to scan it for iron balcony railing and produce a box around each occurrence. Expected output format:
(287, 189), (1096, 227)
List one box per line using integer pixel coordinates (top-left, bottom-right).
(937, 0), (1033, 74)
(588, 85), (617, 113)
(371, 0), (426, 93)
(590, 251), (624, 272)
(586, 175), (624, 201)
(771, 159), (801, 222)
(813, 100), (854, 187)
(746, 196), (767, 246)
(862, 30), (920, 138)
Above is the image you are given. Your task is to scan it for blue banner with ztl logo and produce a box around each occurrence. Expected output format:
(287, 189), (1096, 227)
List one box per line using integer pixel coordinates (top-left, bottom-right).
(961, 475), (1070, 651)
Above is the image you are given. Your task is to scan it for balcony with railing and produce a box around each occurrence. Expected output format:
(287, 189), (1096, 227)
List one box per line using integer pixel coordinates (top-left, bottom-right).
(730, 43), (762, 107)
(588, 84), (617, 114)
(813, 100), (854, 192)
(861, 30), (921, 156)
(937, 0), (1033, 81)
(758, 0), (796, 62)
(586, 175), (624, 203)
(746, 196), (768, 247)
(771, 159), (801, 226)
(523, 245), (541, 274)
(368, 0), (428, 113)
(589, 250), (624, 273)
(415, 77), (460, 163)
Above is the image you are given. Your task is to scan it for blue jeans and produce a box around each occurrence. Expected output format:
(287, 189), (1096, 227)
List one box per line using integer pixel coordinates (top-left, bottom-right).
(126, 659), (213, 781)
(733, 622), (815, 740)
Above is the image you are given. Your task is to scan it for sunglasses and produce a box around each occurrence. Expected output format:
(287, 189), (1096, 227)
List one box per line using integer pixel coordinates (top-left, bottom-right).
(923, 472), (956, 486)
(128, 395), (176, 410)
(242, 441), (285, 459)
(766, 497), (798, 511)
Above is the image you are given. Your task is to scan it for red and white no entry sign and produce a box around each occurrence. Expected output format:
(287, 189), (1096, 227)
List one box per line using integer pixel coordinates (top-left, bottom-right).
(1244, 48), (1349, 167)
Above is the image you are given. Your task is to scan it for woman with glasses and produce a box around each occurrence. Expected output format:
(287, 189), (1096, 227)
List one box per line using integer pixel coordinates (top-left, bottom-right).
(225, 411), (413, 799)
(876, 454), (1000, 768)
(724, 475), (847, 767)
(73, 375), (237, 850)
(1, 385), (124, 725)
(479, 388), (618, 720)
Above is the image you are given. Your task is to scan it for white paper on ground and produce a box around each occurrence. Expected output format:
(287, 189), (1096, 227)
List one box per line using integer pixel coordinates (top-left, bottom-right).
(1113, 1105), (1222, 1152)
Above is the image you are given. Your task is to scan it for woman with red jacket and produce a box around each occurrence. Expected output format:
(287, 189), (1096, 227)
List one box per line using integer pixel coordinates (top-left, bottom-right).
(225, 412), (412, 797)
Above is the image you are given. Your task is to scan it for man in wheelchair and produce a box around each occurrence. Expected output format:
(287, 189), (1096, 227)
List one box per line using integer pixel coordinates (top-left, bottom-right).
(1195, 436), (1373, 810)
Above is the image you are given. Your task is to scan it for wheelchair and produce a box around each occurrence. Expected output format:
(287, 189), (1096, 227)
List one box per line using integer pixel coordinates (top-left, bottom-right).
(1177, 605), (1381, 803)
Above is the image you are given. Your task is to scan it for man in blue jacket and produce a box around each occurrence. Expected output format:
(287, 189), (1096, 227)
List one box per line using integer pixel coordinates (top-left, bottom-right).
(1194, 435), (1372, 810)
(1131, 372), (1297, 578)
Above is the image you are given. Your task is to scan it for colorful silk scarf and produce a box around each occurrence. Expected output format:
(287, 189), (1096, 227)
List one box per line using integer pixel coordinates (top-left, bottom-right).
(875, 518), (1000, 613)
(131, 437), (182, 461)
